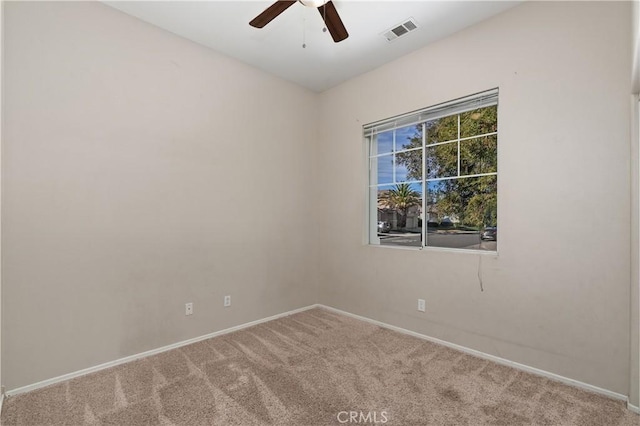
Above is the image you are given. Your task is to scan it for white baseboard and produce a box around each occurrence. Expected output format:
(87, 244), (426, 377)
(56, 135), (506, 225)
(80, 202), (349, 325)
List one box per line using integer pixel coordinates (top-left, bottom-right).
(6, 304), (320, 397)
(5, 302), (633, 412)
(318, 304), (629, 404)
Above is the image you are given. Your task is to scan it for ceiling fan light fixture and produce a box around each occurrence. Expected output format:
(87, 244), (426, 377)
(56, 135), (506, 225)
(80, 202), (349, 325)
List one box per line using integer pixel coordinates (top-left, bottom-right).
(299, 0), (327, 8)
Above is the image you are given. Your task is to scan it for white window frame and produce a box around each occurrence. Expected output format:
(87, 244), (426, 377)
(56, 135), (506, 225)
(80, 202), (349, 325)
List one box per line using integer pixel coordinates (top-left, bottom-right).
(365, 89), (498, 253)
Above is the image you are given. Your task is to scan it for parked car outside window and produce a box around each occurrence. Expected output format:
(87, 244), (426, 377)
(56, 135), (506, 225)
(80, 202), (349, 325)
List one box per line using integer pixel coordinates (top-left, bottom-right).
(481, 227), (497, 241)
(378, 221), (391, 233)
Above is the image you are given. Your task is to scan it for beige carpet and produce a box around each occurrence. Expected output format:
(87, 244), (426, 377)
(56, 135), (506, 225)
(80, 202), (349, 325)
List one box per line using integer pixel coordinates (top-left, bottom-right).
(2, 308), (638, 425)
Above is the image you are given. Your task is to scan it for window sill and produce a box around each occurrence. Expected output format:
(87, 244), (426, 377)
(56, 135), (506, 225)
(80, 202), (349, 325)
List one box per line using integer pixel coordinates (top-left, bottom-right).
(367, 243), (498, 256)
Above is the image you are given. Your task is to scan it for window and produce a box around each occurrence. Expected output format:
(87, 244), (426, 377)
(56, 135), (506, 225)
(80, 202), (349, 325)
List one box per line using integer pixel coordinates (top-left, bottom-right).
(366, 89), (498, 251)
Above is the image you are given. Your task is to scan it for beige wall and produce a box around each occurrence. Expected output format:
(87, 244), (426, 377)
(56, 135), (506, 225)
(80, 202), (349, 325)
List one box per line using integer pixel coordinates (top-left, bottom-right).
(2, 0), (637, 400)
(318, 1), (632, 395)
(2, 1), (319, 390)
(631, 0), (640, 409)
(630, 95), (639, 407)
(0, 0), (4, 398)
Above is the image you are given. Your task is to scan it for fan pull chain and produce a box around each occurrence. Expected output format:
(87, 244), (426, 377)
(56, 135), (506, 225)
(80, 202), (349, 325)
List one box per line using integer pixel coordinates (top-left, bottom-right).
(322, 3), (327, 33)
(302, 17), (306, 48)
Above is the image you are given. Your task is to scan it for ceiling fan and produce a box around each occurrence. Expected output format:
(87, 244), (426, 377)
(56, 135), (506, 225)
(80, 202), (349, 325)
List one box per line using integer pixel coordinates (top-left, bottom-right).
(249, 0), (349, 43)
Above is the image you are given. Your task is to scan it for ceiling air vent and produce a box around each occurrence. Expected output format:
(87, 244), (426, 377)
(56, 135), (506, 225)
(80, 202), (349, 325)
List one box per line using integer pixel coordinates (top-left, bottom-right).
(383, 18), (419, 42)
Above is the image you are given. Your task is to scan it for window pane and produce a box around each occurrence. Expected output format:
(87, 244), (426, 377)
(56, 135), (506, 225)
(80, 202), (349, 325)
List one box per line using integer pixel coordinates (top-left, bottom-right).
(460, 135), (497, 176)
(425, 176), (497, 251)
(374, 154), (394, 185)
(366, 90), (498, 252)
(396, 125), (421, 151)
(460, 105), (497, 138)
(426, 142), (457, 179)
(426, 115), (458, 145)
(375, 183), (423, 248)
(394, 161), (410, 183)
(373, 131), (393, 155)
(396, 149), (422, 182)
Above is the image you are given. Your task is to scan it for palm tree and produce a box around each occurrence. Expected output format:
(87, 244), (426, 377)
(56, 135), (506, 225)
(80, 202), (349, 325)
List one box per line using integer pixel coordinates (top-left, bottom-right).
(379, 183), (421, 229)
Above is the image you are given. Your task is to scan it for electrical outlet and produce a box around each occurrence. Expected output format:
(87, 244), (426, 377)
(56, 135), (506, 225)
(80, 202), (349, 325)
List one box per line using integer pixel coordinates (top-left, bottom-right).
(224, 295), (231, 307)
(185, 302), (193, 316)
(417, 299), (426, 312)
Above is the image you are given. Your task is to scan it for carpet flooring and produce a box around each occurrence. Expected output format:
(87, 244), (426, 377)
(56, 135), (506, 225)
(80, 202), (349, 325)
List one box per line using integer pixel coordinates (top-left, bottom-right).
(1, 308), (639, 425)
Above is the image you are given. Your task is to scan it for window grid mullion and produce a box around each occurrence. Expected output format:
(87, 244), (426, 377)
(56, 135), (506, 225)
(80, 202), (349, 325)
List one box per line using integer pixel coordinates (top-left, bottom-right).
(457, 115), (461, 178)
(369, 146), (421, 159)
(368, 180), (422, 189)
(426, 171), (497, 183)
(422, 122), (427, 248)
(425, 131), (498, 147)
(392, 130), (396, 184)
(370, 131), (497, 157)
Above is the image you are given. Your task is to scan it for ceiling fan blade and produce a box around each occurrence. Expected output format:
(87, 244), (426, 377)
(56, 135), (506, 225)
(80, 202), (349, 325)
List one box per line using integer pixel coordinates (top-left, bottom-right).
(318, 1), (348, 42)
(249, 1), (297, 28)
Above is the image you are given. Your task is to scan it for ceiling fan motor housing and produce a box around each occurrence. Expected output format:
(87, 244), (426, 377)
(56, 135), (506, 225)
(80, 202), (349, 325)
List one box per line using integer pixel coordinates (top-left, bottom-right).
(299, 0), (328, 7)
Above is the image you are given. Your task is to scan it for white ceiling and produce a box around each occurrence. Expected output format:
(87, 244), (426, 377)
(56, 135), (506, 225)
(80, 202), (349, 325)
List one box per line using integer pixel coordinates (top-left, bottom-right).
(105, 1), (520, 92)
